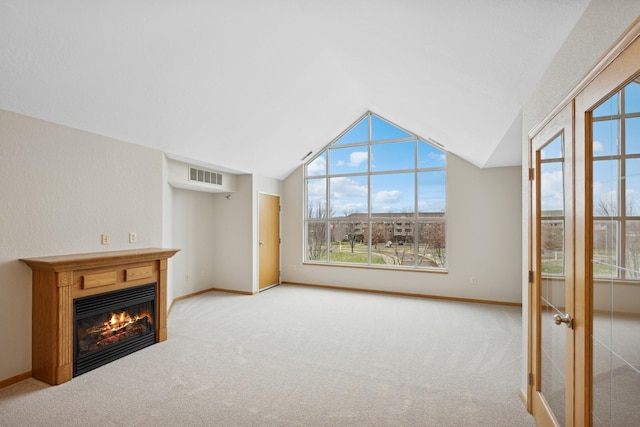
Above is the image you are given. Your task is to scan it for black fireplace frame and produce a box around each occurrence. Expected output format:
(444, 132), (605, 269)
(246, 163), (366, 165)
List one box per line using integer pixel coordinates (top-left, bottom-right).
(73, 283), (157, 377)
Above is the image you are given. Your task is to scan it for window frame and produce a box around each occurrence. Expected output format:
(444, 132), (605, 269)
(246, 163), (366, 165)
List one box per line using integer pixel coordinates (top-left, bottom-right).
(304, 111), (447, 271)
(591, 78), (640, 280)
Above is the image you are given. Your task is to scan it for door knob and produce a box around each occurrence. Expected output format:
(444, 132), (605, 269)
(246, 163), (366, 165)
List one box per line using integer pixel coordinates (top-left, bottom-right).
(553, 312), (573, 329)
(259, 241), (264, 245)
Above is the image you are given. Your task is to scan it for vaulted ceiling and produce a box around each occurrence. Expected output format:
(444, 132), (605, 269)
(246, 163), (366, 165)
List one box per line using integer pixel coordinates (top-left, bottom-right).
(0, 1), (591, 179)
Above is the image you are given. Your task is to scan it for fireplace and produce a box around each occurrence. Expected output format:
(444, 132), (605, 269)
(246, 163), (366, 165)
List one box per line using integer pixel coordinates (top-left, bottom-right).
(74, 283), (157, 376)
(20, 248), (179, 385)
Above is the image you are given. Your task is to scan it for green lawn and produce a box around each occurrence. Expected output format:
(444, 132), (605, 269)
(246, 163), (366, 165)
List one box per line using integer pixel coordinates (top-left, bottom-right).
(541, 260), (564, 275)
(542, 257), (619, 277)
(330, 251), (386, 264)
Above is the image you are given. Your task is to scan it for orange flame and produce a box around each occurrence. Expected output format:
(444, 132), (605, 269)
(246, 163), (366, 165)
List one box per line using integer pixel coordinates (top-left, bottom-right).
(103, 311), (151, 332)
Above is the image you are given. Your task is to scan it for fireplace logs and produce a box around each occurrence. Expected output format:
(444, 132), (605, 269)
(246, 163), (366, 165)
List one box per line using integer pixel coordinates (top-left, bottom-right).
(77, 309), (152, 354)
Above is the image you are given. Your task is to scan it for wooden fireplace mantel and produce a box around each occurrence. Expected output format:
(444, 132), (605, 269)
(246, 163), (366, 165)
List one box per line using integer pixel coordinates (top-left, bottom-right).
(20, 248), (180, 385)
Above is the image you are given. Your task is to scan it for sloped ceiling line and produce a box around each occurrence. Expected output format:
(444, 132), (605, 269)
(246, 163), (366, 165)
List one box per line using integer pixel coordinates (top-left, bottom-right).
(0, 1), (591, 179)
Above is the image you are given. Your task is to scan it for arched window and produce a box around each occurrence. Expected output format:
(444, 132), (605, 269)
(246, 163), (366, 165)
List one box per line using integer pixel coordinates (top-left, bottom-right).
(304, 112), (447, 270)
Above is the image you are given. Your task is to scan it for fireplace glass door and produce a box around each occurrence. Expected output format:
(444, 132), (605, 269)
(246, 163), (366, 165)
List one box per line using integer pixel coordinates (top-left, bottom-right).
(74, 283), (157, 376)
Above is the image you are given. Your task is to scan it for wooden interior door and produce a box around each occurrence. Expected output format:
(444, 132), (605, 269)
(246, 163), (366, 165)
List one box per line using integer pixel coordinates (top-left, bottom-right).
(258, 193), (280, 290)
(530, 103), (578, 427)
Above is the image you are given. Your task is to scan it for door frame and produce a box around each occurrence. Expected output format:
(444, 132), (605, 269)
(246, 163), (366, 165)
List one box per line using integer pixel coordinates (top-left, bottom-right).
(258, 192), (281, 291)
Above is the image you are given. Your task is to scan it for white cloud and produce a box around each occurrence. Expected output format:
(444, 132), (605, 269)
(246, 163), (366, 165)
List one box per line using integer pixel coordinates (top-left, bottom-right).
(592, 180), (602, 199)
(348, 151), (368, 167)
(335, 201), (368, 213)
(540, 170), (564, 211)
(418, 200), (445, 213)
(306, 157), (326, 175)
(593, 140), (604, 153)
(372, 190), (410, 213)
(374, 190), (401, 204)
(333, 151), (368, 170)
(306, 178), (326, 197)
(427, 151), (446, 163)
(330, 176), (367, 198)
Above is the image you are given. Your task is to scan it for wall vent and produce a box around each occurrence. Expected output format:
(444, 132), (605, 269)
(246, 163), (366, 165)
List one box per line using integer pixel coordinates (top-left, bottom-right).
(189, 167), (223, 186)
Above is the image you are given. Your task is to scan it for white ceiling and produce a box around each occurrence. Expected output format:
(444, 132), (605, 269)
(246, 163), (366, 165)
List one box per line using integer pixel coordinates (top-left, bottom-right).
(0, 1), (591, 179)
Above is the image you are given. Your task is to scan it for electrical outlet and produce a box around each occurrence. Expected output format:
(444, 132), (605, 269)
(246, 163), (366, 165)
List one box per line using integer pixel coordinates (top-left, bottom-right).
(101, 233), (110, 245)
(470, 276), (478, 284)
(129, 232), (137, 243)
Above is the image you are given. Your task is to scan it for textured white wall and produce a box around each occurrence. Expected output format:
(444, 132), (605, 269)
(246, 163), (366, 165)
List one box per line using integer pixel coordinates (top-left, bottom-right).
(168, 187), (217, 304)
(0, 109), (163, 382)
(282, 154), (522, 303)
(210, 175), (255, 293)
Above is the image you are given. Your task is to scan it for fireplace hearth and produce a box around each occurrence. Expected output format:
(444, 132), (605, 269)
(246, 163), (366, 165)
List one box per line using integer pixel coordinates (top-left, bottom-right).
(20, 248), (179, 385)
(74, 283), (157, 376)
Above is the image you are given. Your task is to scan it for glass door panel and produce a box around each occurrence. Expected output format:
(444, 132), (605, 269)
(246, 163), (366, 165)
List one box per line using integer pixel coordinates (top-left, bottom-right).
(590, 75), (640, 427)
(531, 103), (575, 427)
(539, 134), (568, 427)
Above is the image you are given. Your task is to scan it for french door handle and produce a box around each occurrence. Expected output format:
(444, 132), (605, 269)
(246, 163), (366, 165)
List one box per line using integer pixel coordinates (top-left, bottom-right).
(553, 313), (573, 329)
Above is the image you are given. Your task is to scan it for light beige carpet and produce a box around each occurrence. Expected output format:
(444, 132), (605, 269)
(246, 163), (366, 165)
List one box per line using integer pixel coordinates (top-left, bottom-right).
(0, 284), (535, 426)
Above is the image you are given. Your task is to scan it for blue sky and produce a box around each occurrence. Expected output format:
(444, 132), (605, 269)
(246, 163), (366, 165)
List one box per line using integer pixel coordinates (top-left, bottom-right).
(541, 80), (640, 217)
(541, 129), (640, 216)
(306, 114), (446, 217)
(540, 135), (564, 212)
(591, 80), (640, 215)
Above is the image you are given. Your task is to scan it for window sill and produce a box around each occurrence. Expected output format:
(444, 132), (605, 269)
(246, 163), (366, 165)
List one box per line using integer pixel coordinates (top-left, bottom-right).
(302, 261), (448, 274)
